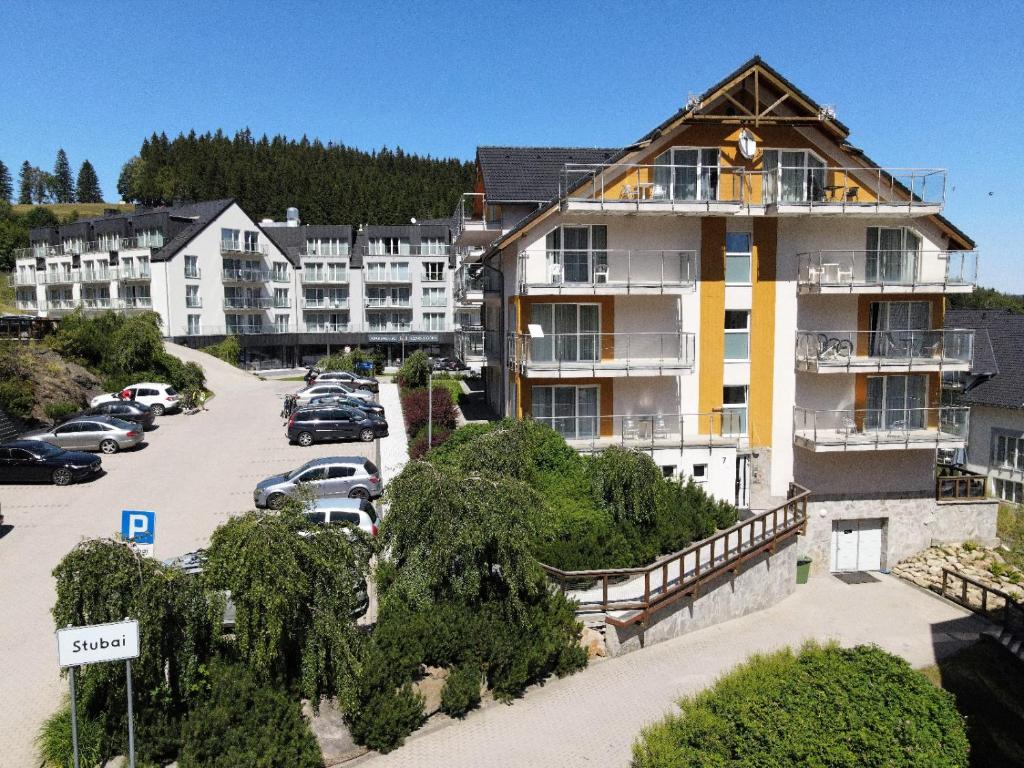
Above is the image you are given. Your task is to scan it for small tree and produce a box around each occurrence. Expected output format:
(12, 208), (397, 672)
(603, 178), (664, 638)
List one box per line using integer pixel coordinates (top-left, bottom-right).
(75, 160), (103, 203)
(397, 349), (430, 389)
(0, 159), (12, 202)
(17, 160), (33, 204)
(53, 148), (74, 203)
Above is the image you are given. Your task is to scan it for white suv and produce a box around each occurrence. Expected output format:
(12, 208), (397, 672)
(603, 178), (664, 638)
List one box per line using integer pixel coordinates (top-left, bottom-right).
(91, 382), (181, 415)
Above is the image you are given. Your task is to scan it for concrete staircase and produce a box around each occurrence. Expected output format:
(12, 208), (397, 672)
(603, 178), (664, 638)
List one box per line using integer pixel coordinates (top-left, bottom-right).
(0, 407), (24, 443)
(987, 625), (1024, 663)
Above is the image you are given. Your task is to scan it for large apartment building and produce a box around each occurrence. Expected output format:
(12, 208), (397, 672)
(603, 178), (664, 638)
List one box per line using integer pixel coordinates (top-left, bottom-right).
(12, 202), (457, 367)
(474, 57), (996, 573)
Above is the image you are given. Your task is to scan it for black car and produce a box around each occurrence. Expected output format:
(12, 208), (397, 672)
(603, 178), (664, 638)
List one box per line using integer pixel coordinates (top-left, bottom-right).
(57, 400), (156, 430)
(0, 440), (102, 485)
(287, 406), (388, 446)
(307, 394), (385, 419)
(431, 357), (469, 372)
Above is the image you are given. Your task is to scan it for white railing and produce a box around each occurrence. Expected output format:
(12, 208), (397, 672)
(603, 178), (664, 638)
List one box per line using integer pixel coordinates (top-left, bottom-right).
(118, 265), (151, 280)
(517, 249), (696, 292)
(82, 298), (114, 310)
(221, 241), (268, 256)
(302, 297), (350, 309)
(365, 297), (412, 308)
(300, 270), (349, 284)
(793, 406), (969, 449)
(363, 269), (413, 283)
(798, 250), (977, 289)
(118, 297), (154, 310)
(223, 296), (272, 309)
(10, 273), (37, 286)
(39, 270), (78, 285)
(795, 330), (974, 371)
(530, 412), (744, 450)
(361, 244), (450, 257)
(221, 268), (270, 282)
(509, 331), (696, 373)
(80, 268), (115, 282)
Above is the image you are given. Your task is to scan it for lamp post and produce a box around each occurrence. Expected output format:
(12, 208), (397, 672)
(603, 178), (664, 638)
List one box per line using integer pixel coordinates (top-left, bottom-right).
(427, 360), (434, 448)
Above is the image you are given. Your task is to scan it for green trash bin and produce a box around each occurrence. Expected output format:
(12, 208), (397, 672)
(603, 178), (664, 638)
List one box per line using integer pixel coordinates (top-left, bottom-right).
(796, 557), (812, 584)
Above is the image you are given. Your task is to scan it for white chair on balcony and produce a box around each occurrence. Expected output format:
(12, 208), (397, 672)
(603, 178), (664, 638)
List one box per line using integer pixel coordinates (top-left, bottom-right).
(548, 263), (563, 285)
(653, 414), (669, 439)
(651, 184), (667, 200)
(835, 263), (854, 285)
(623, 417), (640, 441)
(593, 264), (609, 284)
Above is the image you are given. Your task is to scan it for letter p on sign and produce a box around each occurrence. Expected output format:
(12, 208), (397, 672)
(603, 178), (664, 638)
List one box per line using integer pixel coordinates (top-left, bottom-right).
(121, 510), (155, 554)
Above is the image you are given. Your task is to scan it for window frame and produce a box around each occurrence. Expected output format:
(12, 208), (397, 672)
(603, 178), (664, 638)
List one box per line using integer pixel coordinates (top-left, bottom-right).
(725, 232), (752, 285)
(724, 309), (751, 361)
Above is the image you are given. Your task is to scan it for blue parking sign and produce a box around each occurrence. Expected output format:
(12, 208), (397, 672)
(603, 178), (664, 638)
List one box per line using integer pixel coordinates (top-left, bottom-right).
(121, 510), (155, 545)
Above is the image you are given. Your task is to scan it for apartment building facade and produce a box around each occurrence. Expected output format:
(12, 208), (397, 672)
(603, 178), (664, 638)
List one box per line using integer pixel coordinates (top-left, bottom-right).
(12, 202), (456, 367)
(477, 57), (996, 572)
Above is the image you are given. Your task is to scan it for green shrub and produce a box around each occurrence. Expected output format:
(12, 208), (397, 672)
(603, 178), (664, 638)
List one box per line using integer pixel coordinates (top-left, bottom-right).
(178, 662), (322, 768)
(345, 683), (425, 754)
(990, 561), (1009, 578)
(0, 377), (35, 417)
(632, 643), (968, 768)
(589, 447), (661, 528)
(201, 335), (240, 366)
(962, 539), (978, 552)
(442, 663), (483, 718)
(37, 701), (104, 768)
(319, 347), (383, 375)
(43, 400), (80, 422)
(397, 350), (430, 389)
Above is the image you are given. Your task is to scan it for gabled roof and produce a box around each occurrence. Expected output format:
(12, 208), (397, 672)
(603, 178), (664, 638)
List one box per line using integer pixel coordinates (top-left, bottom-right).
(945, 309), (1024, 410)
(478, 146), (619, 203)
(151, 199), (236, 262)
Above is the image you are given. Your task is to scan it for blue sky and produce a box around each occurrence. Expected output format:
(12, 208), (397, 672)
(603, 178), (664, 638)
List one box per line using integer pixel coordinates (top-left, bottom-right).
(1, 1), (1021, 289)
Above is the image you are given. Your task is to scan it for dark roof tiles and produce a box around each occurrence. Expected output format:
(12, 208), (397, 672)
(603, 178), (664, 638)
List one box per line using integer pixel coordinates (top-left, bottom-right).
(477, 146), (619, 203)
(945, 309), (1024, 409)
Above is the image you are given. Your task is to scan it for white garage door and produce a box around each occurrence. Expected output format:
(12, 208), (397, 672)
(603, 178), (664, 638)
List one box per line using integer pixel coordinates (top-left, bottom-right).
(831, 518), (884, 572)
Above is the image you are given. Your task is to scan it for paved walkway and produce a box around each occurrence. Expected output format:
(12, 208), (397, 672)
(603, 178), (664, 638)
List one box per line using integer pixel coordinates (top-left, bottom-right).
(352, 574), (989, 768)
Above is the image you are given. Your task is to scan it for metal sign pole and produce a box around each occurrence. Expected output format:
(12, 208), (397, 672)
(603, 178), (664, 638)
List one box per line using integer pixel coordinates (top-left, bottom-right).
(68, 666), (80, 768)
(125, 659), (136, 768)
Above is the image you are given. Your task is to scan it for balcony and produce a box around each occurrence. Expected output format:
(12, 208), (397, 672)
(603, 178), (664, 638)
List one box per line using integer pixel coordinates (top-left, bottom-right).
(509, 331), (696, 378)
(935, 465), (987, 502)
(119, 265), (151, 281)
(560, 163), (946, 217)
(303, 322), (350, 333)
(300, 245), (351, 258)
(456, 329), (486, 359)
(361, 244), (450, 257)
(81, 268), (115, 283)
(453, 192), (501, 247)
(365, 297), (413, 309)
(44, 299), (77, 315)
(40, 270), (78, 285)
(793, 406), (968, 452)
(118, 297), (154, 311)
(186, 297), (202, 309)
(15, 299), (37, 311)
(517, 249), (696, 295)
(300, 271), (348, 284)
(221, 268), (270, 283)
(531, 412), (742, 452)
(220, 240), (268, 256)
(795, 330), (974, 374)
(9, 273), (37, 287)
(798, 250), (977, 294)
(119, 238), (151, 251)
(363, 269), (413, 284)
(302, 297), (349, 310)
(223, 296), (272, 310)
(455, 266), (484, 303)
(14, 245), (61, 260)
(81, 298), (114, 312)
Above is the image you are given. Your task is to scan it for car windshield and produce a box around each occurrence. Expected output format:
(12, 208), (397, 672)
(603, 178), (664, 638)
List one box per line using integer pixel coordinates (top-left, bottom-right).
(28, 441), (63, 457)
(166, 387), (177, 395)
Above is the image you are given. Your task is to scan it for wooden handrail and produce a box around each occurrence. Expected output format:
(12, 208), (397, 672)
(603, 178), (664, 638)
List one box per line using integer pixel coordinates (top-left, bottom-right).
(541, 483), (811, 626)
(940, 567), (1024, 630)
(935, 464), (987, 501)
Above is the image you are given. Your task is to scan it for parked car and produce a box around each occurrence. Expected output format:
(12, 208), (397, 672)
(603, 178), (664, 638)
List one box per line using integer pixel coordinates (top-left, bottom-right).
(57, 401), (156, 430)
(91, 382), (181, 415)
(21, 416), (144, 454)
(305, 497), (380, 536)
(306, 394), (385, 419)
(287, 406), (388, 446)
(431, 357), (469, 372)
(293, 383), (375, 406)
(313, 370), (379, 393)
(254, 456), (383, 508)
(0, 439), (102, 485)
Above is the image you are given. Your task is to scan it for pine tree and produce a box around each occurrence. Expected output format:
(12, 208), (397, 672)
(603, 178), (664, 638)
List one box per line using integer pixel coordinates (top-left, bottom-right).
(17, 161), (33, 204)
(75, 160), (103, 203)
(53, 148), (74, 203)
(0, 160), (12, 202)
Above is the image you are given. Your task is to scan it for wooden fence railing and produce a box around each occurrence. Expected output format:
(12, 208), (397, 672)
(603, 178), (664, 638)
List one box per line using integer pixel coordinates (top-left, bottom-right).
(541, 483), (810, 627)
(935, 465), (987, 501)
(940, 567), (1024, 636)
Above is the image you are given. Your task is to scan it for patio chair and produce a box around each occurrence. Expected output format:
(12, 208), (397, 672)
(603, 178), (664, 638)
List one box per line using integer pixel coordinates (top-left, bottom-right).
(593, 264), (609, 284)
(839, 416), (858, 437)
(622, 417), (640, 441)
(886, 419), (909, 439)
(619, 184), (635, 200)
(548, 263), (563, 285)
(653, 414), (669, 439)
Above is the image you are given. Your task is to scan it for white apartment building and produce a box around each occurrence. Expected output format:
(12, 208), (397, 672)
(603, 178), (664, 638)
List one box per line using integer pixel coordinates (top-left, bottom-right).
(12, 202), (456, 368)
(476, 57), (997, 573)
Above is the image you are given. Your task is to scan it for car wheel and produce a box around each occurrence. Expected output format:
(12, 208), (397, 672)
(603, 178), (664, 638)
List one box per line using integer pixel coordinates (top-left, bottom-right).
(359, 384), (372, 391)
(297, 431), (314, 447)
(349, 487), (370, 500)
(267, 493), (286, 510)
(52, 468), (73, 486)
(150, 404), (166, 416)
(99, 439), (119, 454)
(359, 428), (375, 442)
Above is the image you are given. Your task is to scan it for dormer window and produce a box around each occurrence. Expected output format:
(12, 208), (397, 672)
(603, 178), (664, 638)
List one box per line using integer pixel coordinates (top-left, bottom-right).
(137, 229), (164, 248)
(369, 237), (409, 256)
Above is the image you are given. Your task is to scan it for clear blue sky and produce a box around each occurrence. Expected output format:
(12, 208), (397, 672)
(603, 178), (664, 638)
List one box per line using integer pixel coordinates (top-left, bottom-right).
(1, 0), (1021, 289)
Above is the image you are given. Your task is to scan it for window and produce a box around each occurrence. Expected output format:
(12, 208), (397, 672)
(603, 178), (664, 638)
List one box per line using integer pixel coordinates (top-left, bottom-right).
(722, 386), (748, 435)
(421, 238), (447, 255)
(185, 285), (200, 308)
(762, 149), (826, 203)
(866, 227), (921, 284)
(529, 303), (600, 363)
(868, 301), (931, 357)
(274, 288), (289, 308)
(272, 262), (289, 282)
(653, 148), (720, 201)
(327, 466), (355, 479)
(995, 479), (1023, 504)
(98, 233), (120, 251)
(531, 385), (599, 439)
(136, 229), (164, 248)
(422, 287), (446, 307)
(422, 261), (446, 281)
(244, 231), (260, 252)
(724, 310), (750, 360)
(187, 315), (201, 335)
(864, 375), (927, 431)
(184, 255), (199, 279)
(368, 237), (409, 256)
(661, 466), (675, 479)
(423, 312), (446, 332)
(993, 434), (1024, 472)
(274, 314), (289, 332)
(221, 228), (240, 250)
(692, 464), (708, 482)
(298, 468), (328, 483)
(725, 233), (751, 284)
(545, 226), (607, 284)
(306, 238), (349, 256)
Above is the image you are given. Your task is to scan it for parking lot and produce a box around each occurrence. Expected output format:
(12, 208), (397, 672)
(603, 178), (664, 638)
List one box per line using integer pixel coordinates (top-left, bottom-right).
(0, 343), (385, 766)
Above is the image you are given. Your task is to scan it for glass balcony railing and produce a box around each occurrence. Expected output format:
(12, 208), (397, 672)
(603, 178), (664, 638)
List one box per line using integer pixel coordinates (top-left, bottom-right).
(517, 249), (696, 292)
(793, 406), (969, 451)
(302, 297), (349, 309)
(795, 330), (974, 372)
(509, 331), (696, 374)
(301, 270), (348, 284)
(223, 296), (272, 309)
(798, 250), (977, 291)
(221, 268), (270, 283)
(529, 412), (743, 449)
(118, 265), (152, 280)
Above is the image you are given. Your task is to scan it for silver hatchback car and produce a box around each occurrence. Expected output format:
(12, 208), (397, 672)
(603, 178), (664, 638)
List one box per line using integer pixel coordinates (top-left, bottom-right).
(22, 415), (144, 454)
(254, 456), (383, 509)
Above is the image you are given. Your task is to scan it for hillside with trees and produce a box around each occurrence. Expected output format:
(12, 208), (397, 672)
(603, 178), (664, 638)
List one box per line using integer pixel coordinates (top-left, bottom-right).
(117, 130), (474, 224)
(949, 286), (1024, 314)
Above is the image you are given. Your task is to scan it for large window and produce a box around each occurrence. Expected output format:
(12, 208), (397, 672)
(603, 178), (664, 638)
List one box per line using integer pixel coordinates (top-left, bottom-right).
(653, 148), (719, 201)
(421, 238), (447, 255)
(993, 433), (1024, 472)
(528, 303), (600, 363)
(762, 149), (826, 203)
(545, 225), (607, 284)
(368, 237), (409, 256)
(422, 261), (446, 281)
(185, 285), (200, 308)
(187, 315), (201, 335)
(98, 233), (120, 251)
(422, 287), (446, 307)
(866, 227), (921, 284)
(423, 312), (446, 331)
(221, 228), (240, 250)
(724, 310), (750, 360)
(184, 255), (199, 279)
(864, 375), (927, 431)
(272, 262), (289, 282)
(995, 478), (1023, 504)
(306, 238), (349, 256)
(725, 233), (752, 284)
(274, 288), (289, 308)
(722, 386), (748, 435)
(244, 231), (260, 252)
(868, 301), (931, 357)
(531, 385), (599, 439)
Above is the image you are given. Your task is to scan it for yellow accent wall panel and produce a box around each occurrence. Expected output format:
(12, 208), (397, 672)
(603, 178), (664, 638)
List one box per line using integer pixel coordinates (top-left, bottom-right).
(749, 218), (777, 448)
(698, 218), (726, 432)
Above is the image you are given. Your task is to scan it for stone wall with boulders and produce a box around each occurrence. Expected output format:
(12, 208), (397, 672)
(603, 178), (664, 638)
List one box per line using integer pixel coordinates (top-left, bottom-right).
(892, 543), (1024, 613)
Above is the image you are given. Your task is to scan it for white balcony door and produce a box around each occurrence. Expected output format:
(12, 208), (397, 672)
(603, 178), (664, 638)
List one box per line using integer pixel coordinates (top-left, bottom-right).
(865, 375), (927, 431)
(532, 385), (598, 439)
(529, 303), (599, 363)
(654, 148), (719, 201)
(867, 227), (921, 284)
(869, 301), (930, 357)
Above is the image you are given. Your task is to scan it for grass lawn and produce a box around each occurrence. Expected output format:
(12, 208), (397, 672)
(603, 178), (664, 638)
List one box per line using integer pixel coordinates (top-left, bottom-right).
(920, 638), (1024, 767)
(429, 377), (464, 405)
(11, 202), (132, 218)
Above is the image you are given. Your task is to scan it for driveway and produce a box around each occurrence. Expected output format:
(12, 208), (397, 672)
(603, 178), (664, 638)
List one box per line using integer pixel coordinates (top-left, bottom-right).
(0, 343), (384, 767)
(352, 573), (990, 768)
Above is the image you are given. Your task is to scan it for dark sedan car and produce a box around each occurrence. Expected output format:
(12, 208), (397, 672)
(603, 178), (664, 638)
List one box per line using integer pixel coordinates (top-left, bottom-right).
(58, 400), (156, 430)
(287, 406), (388, 446)
(306, 394), (385, 419)
(0, 439), (102, 485)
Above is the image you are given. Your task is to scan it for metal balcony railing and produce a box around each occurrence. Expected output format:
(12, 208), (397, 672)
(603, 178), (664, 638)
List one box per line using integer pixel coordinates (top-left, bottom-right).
(363, 269), (413, 283)
(560, 163), (746, 207)
(40, 270), (78, 285)
(509, 331), (696, 374)
(517, 249), (696, 292)
(221, 268), (270, 283)
(220, 241), (268, 256)
(301, 270), (349, 284)
(10, 273), (37, 286)
(80, 268), (115, 283)
(118, 297), (154, 310)
(360, 244), (450, 257)
(798, 250), (977, 290)
(15, 245), (62, 260)
(223, 296), (272, 309)
(795, 329), (974, 372)
(15, 299), (38, 310)
(793, 406), (969, 450)
(529, 412), (744, 451)
(365, 297), (412, 309)
(452, 192), (500, 240)
(302, 297), (349, 309)
(300, 245), (351, 257)
(118, 265), (151, 280)
(303, 322), (350, 333)
(81, 298), (114, 311)
(44, 299), (77, 313)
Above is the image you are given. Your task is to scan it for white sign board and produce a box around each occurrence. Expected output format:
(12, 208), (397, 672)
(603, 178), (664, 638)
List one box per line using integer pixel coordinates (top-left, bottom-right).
(57, 620), (139, 668)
